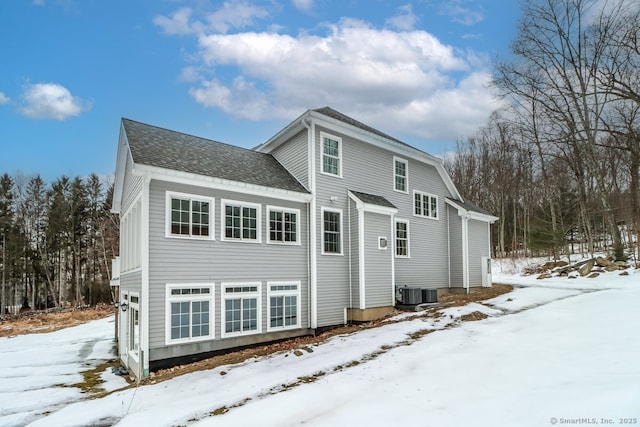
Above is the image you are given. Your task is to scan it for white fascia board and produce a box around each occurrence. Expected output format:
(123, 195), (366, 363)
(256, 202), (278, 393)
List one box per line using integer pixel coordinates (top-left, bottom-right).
(112, 123), (130, 214)
(445, 198), (499, 223)
(347, 191), (398, 216)
(131, 164), (313, 203)
(255, 110), (309, 153)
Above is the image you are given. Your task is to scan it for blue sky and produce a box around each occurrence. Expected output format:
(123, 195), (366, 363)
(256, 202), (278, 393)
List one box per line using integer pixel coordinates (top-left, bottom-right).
(0, 0), (521, 183)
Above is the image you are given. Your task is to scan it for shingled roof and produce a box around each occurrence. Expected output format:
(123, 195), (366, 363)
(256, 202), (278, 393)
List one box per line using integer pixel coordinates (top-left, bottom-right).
(349, 190), (397, 209)
(313, 107), (405, 145)
(446, 197), (494, 217)
(122, 119), (309, 193)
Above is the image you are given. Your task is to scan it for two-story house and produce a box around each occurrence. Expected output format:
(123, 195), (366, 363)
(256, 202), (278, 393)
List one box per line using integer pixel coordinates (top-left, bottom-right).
(111, 107), (497, 379)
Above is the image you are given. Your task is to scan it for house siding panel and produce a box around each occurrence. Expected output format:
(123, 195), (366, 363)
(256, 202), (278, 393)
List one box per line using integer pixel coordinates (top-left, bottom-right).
(468, 219), (490, 286)
(146, 180), (309, 359)
(314, 125), (454, 326)
(363, 212), (392, 308)
(270, 129), (309, 190)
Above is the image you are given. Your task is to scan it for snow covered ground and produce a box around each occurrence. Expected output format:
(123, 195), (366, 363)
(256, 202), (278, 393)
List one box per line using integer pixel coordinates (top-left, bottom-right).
(1, 262), (639, 427)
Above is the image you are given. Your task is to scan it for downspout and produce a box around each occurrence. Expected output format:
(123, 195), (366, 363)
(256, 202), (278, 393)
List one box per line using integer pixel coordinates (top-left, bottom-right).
(447, 205), (451, 289)
(347, 198), (352, 315)
(461, 213), (470, 294)
(390, 213), (395, 306)
(302, 117), (318, 329)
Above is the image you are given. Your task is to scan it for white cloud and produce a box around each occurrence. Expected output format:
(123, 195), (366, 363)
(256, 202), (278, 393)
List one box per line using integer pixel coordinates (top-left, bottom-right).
(156, 6), (502, 141)
(386, 4), (418, 31)
(439, 1), (484, 26)
(292, 0), (314, 12)
(19, 82), (91, 120)
(186, 18), (501, 139)
(155, 1), (269, 35)
(0, 92), (10, 104)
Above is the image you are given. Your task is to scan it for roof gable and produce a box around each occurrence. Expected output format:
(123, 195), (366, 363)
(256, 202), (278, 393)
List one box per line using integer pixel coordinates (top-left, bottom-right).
(121, 119), (308, 194)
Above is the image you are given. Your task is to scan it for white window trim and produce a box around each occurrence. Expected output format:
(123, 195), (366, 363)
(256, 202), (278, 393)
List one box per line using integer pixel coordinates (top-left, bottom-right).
(266, 205), (301, 245)
(413, 190), (439, 220)
(165, 284), (214, 346)
(221, 199), (262, 243)
(321, 206), (344, 256)
(378, 236), (388, 250)
(221, 282), (262, 338)
(393, 156), (409, 194)
(266, 281), (301, 332)
(121, 196), (142, 273)
(165, 191), (215, 240)
(320, 131), (343, 178)
(395, 219), (410, 258)
(128, 291), (140, 361)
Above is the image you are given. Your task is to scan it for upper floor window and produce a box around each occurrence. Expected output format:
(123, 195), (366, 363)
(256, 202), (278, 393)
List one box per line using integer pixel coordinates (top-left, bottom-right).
(414, 190), (438, 219)
(267, 206), (300, 244)
(166, 192), (214, 239)
(321, 132), (342, 177)
(222, 200), (261, 242)
(321, 207), (343, 255)
(394, 157), (408, 193)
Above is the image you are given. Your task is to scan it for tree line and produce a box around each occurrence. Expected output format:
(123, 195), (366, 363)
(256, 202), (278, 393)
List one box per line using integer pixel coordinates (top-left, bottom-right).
(0, 172), (119, 315)
(445, 0), (639, 263)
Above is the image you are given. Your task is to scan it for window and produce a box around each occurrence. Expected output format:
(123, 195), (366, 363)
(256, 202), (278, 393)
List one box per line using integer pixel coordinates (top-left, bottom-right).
(166, 285), (213, 344)
(166, 192), (214, 239)
(414, 190), (438, 219)
(321, 132), (342, 177)
(394, 157), (408, 193)
(322, 207), (343, 255)
(267, 282), (301, 331)
(395, 219), (409, 257)
(222, 284), (261, 337)
(222, 200), (261, 242)
(267, 206), (300, 244)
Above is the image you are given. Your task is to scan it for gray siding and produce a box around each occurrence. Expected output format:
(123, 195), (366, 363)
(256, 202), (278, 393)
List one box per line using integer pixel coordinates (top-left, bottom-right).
(363, 212), (393, 308)
(314, 125), (454, 326)
(349, 198), (360, 309)
(147, 180), (309, 360)
(468, 219), (490, 286)
(448, 205), (463, 288)
(270, 129), (309, 190)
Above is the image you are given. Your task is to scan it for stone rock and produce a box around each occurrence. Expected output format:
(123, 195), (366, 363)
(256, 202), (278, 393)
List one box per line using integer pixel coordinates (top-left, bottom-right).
(596, 256), (612, 267)
(567, 275), (577, 279)
(587, 272), (600, 278)
(537, 273), (552, 280)
(605, 264), (619, 272)
(555, 260), (569, 267)
(614, 261), (629, 269)
(578, 259), (595, 277)
(293, 350), (304, 357)
(619, 271), (629, 276)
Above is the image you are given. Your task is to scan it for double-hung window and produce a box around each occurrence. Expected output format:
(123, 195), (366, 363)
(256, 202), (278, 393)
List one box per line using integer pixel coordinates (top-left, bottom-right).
(166, 285), (213, 344)
(222, 284), (261, 337)
(321, 132), (342, 177)
(395, 219), (410, 257)
(394, 157), (408, 193)
(267, 206), (300, 244)
(414, 190), (438, 219)
(267, 282), (301, 331)
(322, 207), (343, 255)
(166, 192), (213, 238)
(222, 200), (261, 242)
